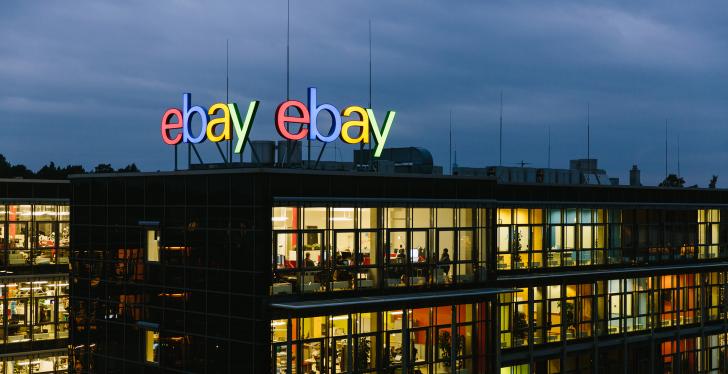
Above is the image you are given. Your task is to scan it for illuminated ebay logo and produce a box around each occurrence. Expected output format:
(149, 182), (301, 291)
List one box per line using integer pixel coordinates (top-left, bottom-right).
(161, 87), (396, 157)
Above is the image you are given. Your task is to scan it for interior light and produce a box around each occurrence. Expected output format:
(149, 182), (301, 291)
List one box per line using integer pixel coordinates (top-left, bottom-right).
(271, 217), (289, 222)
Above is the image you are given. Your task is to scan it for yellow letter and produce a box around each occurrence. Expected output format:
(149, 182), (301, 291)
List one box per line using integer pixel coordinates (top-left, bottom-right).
(341, 106), (369, 144)
(206, 103), (231, 142)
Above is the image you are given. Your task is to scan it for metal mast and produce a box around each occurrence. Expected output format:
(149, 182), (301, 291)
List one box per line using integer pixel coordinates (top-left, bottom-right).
(226, 39), (232, 163)
(499, 91), (503, 166)
(677, 133), (681, 177)
(665, 120), (668, 179)
(587, 103), (590, 162)
(548, 125), (551, 168)
(449, 110), (452, 175)
(367, 19), (372, 170)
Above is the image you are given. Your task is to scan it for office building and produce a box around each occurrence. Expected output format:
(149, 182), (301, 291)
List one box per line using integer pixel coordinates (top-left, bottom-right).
(68, 168), (728, 373)
(0, 179), (70, 373)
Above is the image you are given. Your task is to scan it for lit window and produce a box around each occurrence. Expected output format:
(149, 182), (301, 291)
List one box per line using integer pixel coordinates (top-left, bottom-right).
(146, 230), (159, 262)
(145, 330), (160, 364)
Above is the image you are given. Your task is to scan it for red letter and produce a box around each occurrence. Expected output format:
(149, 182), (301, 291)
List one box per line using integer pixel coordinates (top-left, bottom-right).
(275, 100), (309, 140)
(161, 108), (183, 145)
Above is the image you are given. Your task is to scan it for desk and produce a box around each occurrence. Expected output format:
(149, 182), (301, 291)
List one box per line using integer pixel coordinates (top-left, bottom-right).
(33, 332), (51, 340)
(7, 334), (27, 343)
(332, 281), (350, 290)
(271, 283), (292, 295)
(302, 283), (321, 293)
(386, 278), (402, 287)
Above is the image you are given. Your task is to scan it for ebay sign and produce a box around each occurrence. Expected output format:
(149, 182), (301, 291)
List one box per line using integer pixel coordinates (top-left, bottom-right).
(161, 88), (396, 157)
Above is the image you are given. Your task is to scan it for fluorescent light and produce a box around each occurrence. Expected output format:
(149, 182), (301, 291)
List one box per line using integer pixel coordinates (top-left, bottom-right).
(270, 321), (286, 326)
(329, 217), (353, 221)
(271, 217), (288, 222)
(329, 315), (348, 321)
(332, 208), (354, 212)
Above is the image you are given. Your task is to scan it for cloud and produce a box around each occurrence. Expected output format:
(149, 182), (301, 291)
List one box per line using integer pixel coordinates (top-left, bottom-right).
(0, 0), (727, 186)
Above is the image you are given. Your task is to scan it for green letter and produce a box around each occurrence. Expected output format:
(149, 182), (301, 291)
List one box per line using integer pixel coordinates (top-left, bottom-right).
(230, 101), (259, 154)
(367, 109), (396, 157)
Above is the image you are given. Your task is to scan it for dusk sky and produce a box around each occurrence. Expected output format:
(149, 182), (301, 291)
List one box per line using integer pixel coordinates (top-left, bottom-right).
(2, 1), (727, 186)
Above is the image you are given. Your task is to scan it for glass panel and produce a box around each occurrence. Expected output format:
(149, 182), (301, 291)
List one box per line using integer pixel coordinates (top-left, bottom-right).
(386, 208), (407, 229)
(303, 207), (327, 230)
(456, 231), (473, 283)
(146, 229), (159, 262)
(412, 208), (431, 228)
(359, 208), (378, 229)
(272, 207), (297, 230)
(331, 208), (355, 230)
(7, 222), (29, 265)
(437, 231), (454, 284)
(357, 231), (377, 289)
(437, 208), (455, 228)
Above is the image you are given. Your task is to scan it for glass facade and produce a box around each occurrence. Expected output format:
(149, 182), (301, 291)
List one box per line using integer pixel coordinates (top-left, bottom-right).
(499, 271), (725, 349)
(271, 302), (489, 373)
(0, 277), (70, 344)
(496, 208), (726, 270)
(0, 350), (68, 373)
(67, 171), (728, 373)
(0, 182), (70, 374)
(0, 204), (70, 266)
(272, 206), (488, 294)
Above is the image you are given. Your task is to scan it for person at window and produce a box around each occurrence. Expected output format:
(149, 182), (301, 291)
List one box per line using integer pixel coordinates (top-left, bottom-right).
(440, 248), (451, 277)
(304, 252), (316, 268)
(417, 246), (426, 262)
(396, 245), (405, 263)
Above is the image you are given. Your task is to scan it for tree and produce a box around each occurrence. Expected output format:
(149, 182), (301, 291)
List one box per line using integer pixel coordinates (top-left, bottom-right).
(117, 163), (140, 173)
(0, 153), (135, 179)
(93, 164), (115, 173)
(709, 175), (718, 189)
(659, 174), (685, 188)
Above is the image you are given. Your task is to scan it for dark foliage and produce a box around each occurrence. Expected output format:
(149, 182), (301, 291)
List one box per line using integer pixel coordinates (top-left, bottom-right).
(0, 154), (139, 179)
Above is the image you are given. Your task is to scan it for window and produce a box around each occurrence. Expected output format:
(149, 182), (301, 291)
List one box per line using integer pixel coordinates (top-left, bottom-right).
(145, 330), (160, 364)
(271, 206), (489, 295)
(271, 303), (487, 373)
(146, 229), (159, 262)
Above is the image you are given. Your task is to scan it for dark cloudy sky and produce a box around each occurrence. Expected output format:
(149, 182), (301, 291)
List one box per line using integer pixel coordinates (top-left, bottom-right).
(2, 1), (727, 186)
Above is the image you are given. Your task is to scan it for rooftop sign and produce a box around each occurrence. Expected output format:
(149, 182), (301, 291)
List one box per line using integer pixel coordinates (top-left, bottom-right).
(161, 88), (396, 157)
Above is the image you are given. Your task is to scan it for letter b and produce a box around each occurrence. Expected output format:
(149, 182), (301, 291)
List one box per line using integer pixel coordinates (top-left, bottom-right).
(182, 93), (209, 143)
(308, 87), (342, 142)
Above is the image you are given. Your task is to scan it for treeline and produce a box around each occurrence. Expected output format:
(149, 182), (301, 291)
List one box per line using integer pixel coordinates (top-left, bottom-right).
(0, 154), (139, 180)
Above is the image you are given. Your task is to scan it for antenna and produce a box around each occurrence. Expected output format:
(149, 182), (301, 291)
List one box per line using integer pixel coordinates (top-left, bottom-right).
(449, 110), (453, 175)
(499, 91), (503, 166)
(286, 0), (290, 101)
(548, 125), (551, 168)
(226, 40), (229, 104)
(367, 19), (372, 171)
(677, 133), (681, 177)
(665, 119), (668, 179)
(587, 103), (590, 163)
(226, 39), (231, 163)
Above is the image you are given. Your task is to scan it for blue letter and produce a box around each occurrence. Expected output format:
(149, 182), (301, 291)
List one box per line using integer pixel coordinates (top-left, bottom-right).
(307, 87), (342, 142)
(182, 93), (209, 143)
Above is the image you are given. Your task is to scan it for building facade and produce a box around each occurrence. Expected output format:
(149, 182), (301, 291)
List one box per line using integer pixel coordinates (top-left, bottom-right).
(0, 179), (71, 373)
(69, 169), (728, 373)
